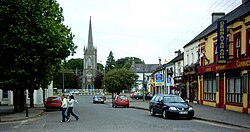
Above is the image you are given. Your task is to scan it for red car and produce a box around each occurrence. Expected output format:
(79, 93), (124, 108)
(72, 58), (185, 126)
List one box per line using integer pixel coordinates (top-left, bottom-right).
(44, 96), (62, 111)
(112, 95), (129, 108)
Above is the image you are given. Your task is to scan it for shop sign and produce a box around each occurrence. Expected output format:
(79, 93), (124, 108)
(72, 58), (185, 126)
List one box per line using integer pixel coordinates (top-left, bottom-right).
(236, 60), (250, 67)
(217, 20), (227, 64)
(155, 73), (163, 82)
(155, 82), (163, 86)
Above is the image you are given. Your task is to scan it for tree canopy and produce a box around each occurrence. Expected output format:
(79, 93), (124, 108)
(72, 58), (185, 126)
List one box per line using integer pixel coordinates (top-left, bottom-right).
(0, 0), (76, 111)
(105, 51), (115, 73)
(103, 68), (137, 95)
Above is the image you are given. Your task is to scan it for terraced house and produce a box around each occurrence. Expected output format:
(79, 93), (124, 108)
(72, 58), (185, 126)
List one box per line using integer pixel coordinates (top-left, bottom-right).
(193, 0), (250, 113)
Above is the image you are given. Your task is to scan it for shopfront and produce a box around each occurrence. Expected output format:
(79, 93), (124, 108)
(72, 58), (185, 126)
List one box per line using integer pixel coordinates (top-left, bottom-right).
(198, 57), (250, 113)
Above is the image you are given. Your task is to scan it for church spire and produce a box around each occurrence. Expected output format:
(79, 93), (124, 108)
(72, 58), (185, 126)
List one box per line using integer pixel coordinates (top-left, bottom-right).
(88, 16), (93, 49)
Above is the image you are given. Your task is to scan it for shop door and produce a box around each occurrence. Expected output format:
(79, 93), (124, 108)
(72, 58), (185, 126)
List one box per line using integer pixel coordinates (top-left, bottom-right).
(219, 78), (224, 108)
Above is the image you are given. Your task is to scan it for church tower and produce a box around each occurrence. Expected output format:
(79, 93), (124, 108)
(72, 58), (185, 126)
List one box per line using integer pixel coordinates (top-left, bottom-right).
(83, 16), (97, 89)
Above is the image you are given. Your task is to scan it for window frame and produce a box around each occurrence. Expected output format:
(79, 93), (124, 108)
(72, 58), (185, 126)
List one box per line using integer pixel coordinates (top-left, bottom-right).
(246, 28), (250, 57)
(226, 77), (242, 104)
(203, 73), (216, 101)
(214, 41), (218, 63)
(233, 32), (241, 59)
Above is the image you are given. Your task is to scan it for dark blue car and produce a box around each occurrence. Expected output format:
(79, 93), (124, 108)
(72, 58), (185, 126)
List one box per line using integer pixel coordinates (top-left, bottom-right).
(149, 94), (194, 119)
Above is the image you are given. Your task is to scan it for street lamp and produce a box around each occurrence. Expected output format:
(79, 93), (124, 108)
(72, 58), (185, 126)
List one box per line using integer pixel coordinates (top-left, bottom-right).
(142, 60), (145, 101)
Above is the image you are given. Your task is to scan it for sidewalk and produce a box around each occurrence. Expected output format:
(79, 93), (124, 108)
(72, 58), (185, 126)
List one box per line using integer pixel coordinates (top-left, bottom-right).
(1, 96), (250, 130)
(0, 105), (45, 122)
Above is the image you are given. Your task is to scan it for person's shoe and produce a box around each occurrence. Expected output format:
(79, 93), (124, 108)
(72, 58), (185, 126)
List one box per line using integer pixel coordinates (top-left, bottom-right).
(61, 120), (64, 122)
(67, 118), (71, 122)
(76, 118), (79, 121)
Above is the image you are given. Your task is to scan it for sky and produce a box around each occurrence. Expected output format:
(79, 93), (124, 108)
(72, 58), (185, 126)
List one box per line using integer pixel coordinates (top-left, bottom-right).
(57, 0), (242, 65)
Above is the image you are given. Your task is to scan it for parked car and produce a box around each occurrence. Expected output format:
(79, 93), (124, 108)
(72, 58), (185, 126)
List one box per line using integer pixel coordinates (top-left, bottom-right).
(93, 95), (105, 104)
(145, 93), (153, 100)
(149, 94), (194, 119)
(44, 96), (62, 111)
(131, 92), (143, 99)
(112, 95), (129, 108)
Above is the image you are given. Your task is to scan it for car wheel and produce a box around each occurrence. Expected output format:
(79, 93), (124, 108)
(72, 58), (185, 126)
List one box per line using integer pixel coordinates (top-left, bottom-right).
(127, 105), (129, 108)
(112, 104), (114, 107)
(162, 110), (167, 119)
(150, 107), (155, 116)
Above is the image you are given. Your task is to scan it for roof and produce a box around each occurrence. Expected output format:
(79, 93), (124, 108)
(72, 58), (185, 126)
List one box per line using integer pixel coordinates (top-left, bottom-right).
(163, 53), (184, 67)
(133, 64), (159, 73)
(183, 1), (250, 48)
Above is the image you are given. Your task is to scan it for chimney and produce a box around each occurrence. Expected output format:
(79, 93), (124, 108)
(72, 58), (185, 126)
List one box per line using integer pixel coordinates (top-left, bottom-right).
(174, 50), (181, 57)
(212, 12), (225, 23)
(159, 57), (161, 66)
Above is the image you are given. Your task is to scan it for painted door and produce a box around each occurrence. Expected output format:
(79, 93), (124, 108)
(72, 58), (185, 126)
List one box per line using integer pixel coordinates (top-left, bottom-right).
(219, 78), (224, 108)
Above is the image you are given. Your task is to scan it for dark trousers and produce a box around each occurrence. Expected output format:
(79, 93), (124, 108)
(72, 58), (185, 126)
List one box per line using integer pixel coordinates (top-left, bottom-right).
(61, 108), (68, 122)
(67, 107), (79, 120)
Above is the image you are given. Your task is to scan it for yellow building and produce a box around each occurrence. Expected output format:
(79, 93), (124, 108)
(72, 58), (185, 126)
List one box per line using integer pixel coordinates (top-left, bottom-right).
(193, 1), (250, 113)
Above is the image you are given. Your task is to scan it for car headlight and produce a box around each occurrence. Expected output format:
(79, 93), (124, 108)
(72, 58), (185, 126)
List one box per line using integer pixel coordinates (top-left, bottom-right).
(188, 107), (193, 111)
(169, 107), (177, 110)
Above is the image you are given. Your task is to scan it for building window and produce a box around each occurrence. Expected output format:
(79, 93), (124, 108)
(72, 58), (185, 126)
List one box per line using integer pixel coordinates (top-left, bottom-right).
(214, 42), (217, 63)
(191, 52), (194, 64)
(203, 73), (216, 101)
(187, 53), (189, 65)
(233, 33), (241, 59)
(246, 29), (250, 57)
(248, 71), (250, 107)
(200, 47), (205, 66)
(227, 78), (242, 103)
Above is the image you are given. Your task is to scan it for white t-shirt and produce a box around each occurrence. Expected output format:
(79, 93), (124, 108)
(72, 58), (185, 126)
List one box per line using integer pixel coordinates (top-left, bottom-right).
(68, 99), (75, 107)
(61, 98), (68, 108)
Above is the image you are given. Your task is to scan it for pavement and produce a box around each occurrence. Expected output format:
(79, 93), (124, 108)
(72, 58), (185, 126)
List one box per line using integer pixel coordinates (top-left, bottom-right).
(0, 95), (250, 130)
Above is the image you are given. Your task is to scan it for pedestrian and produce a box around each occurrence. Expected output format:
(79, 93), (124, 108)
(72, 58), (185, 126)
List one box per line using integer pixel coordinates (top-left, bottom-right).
(61, 94), (68, 122)
(67, 95), (79, 121)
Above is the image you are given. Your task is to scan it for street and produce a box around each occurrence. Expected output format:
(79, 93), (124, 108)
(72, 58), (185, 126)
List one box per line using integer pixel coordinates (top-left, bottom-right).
(0, 96), (248, 132)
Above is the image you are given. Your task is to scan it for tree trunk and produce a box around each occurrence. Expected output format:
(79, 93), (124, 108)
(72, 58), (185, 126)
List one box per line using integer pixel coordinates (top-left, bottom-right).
(13, 88), (25, 112)
(29, 89), (34, 108)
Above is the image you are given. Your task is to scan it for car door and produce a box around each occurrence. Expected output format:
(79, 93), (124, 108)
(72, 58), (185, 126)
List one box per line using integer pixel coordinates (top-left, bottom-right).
(155, 95), (164, 114)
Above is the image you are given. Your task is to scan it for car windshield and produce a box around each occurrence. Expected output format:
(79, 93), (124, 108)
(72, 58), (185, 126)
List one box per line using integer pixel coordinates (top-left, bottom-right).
(163, 96), (185, 103)
(47, 97), (60, 101)
(118, 95), (127, 100)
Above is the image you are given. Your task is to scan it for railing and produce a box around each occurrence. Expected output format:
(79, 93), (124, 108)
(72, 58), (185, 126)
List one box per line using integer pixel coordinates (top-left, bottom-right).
(227, 93), (242, 103)
(203, 93), (216, 101)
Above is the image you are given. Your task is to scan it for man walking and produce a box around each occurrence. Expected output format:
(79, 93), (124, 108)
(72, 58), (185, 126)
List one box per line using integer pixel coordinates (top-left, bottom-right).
(61, 94), (68, 122)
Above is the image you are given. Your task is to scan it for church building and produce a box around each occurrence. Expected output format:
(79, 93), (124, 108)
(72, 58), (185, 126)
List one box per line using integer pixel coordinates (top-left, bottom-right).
(82, 17), (97, 89)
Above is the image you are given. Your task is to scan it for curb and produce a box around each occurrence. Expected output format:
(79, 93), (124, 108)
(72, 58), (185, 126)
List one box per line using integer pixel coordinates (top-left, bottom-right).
(0, 110), (46, 123)
(129, 105), (250, 130)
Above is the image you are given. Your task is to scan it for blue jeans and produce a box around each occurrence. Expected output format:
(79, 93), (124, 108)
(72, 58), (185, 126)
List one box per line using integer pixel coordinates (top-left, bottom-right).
(61, 108), (68, 122)
(67, 107), (79, 120)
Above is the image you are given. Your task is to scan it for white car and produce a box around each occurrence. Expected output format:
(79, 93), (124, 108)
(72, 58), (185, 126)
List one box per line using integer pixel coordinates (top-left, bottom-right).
(93, 95), (104, 104)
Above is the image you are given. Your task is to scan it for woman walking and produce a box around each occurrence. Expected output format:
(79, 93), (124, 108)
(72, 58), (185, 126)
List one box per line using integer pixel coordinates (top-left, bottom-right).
(61, 94), (68, 122)
(67, 95), (79, 121)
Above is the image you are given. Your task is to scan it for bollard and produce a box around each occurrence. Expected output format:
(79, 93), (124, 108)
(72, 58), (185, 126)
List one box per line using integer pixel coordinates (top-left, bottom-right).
(26, 105), (29, 117)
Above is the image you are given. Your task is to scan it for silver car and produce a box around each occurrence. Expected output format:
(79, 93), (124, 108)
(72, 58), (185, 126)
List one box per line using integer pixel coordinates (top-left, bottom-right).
(93, 95), (104, 104)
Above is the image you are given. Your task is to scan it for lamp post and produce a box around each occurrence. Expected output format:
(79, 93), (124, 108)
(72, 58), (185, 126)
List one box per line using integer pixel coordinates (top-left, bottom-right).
(142, 61), (145, 101)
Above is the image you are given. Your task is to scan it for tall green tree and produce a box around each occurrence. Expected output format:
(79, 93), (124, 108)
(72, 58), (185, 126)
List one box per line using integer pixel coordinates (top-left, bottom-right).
(103, 68), (137, 98)
(116, 57), (144, 69)
(0, 0), (76, 111)
(105, 51), (116, 73)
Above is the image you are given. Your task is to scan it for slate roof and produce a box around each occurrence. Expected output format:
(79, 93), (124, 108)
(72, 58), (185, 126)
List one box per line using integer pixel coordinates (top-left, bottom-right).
(183, 1), (250, 48)
(133, 64), (159, 73)
(163, 53), (184, 67)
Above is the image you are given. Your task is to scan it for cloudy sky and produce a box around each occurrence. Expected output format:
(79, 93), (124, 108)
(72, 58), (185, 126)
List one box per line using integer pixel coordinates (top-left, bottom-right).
(57, 0), (241, 65)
